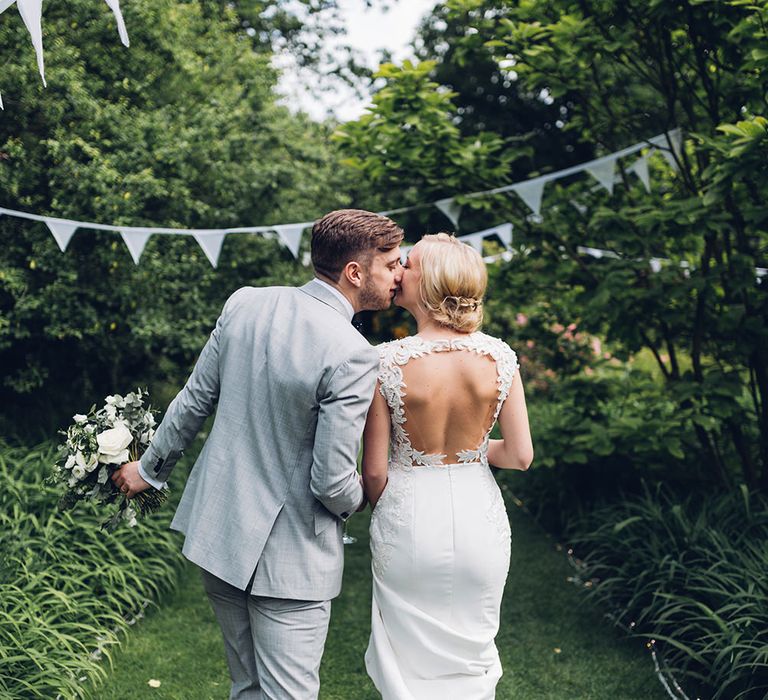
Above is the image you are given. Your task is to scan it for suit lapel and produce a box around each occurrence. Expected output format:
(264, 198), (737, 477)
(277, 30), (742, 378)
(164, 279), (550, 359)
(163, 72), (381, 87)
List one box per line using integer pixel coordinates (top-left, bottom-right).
(299, 279), (354, 322)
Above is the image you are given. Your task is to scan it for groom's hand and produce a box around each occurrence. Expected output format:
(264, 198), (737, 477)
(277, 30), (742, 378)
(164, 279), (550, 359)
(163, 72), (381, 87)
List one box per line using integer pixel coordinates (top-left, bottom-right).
(111, 460), (151, 499)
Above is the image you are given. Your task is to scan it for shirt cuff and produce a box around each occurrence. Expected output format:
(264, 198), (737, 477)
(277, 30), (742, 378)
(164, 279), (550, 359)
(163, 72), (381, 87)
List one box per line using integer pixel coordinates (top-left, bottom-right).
(138, 460), (167, 491)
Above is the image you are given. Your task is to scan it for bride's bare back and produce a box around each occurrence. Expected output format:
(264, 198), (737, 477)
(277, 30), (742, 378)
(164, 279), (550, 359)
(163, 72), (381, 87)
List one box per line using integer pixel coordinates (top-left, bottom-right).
(400, 349), (499, 461)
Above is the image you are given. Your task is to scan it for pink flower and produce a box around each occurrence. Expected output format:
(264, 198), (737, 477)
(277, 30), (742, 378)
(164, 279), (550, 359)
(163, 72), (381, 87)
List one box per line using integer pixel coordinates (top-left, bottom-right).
(526, 339), (535, 348)
(567, 323), (577, 332)
(584, 367), (595, 376)
(591, 338), (602, 356)
(552, 323), (565, 333)
(515, 313), (529, 327)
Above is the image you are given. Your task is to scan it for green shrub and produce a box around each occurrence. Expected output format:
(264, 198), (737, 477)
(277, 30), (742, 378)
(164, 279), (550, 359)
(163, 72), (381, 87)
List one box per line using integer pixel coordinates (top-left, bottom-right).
(503, 368), (705, 533)
(0, 440), (185, 698)
(567, 485), (768, 700)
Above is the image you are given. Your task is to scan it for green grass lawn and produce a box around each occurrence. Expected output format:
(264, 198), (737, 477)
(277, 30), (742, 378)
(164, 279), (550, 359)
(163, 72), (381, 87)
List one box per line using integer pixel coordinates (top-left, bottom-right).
(93, 490), (665, 700)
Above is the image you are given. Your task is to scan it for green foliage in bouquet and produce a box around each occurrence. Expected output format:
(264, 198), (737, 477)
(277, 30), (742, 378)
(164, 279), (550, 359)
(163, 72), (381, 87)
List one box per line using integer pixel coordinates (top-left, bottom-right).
(52, 389), (166, 531)
(567, 485), (768, 700)
(0, 439), (185, 699)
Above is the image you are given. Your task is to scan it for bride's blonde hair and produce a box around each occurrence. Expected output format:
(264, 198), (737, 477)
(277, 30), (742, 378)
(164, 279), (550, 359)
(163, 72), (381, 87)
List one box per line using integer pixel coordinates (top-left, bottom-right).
(418, 233), (487, 333)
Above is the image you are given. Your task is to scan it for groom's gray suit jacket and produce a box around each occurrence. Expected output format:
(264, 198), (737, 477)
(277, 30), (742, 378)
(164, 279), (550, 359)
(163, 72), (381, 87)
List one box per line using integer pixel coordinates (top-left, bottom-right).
(140, 279), (378, 600)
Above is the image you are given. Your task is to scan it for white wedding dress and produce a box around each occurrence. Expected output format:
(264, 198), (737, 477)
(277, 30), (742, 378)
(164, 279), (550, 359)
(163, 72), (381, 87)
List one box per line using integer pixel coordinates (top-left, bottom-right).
(365, 332), (518, 700)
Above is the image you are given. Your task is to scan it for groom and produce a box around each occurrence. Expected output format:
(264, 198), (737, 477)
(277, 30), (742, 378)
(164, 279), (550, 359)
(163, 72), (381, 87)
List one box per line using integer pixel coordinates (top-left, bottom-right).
(113, 209), (404, 699)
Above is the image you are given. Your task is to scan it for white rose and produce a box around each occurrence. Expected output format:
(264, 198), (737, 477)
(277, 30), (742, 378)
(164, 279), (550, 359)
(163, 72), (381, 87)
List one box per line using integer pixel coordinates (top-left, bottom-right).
(72, 464), (86, 480)
(73, 414), (88, 424)
(65, 455), (76, 470)
(96, 422), (133, 464)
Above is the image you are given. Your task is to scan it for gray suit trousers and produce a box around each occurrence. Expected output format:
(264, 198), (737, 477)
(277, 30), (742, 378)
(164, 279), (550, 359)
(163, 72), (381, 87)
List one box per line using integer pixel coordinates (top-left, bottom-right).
(201, 568), (331, 700)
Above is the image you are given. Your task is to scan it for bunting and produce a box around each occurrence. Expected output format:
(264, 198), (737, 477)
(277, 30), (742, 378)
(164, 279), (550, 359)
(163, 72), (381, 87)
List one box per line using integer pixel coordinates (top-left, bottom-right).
(435, 198), (462, 228)
(16, 0), (46, 86)
(629, 155), (651, 192)
(273, 223), (310, 259)
(585, 157), (617, 194)
(193, 231), (227, 268)
(0, 129), (682, 267)
(577, 244), (765, 283)
(510, 179), (545, 216)
(649, 129), (683, 171)
(44, 219), (79, 251)
(0, 0), (130, 108)
(120, 230), (152, 264)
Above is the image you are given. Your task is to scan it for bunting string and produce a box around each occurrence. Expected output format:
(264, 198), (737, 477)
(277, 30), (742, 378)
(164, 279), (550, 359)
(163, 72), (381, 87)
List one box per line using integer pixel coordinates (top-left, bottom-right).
(0, 129), (682, 267)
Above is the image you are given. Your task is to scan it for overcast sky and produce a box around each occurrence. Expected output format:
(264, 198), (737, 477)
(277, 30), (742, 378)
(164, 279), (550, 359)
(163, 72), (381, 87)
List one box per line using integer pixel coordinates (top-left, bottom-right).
(274, 0), (438, 122)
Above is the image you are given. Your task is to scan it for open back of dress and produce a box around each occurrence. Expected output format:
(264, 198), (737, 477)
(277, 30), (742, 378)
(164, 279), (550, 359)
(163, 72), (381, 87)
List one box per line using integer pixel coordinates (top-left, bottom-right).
(400, 349), (499, 463)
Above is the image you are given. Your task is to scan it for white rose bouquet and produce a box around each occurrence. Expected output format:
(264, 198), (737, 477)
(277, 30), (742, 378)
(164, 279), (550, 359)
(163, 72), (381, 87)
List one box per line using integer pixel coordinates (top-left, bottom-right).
(52, 389), (167, 531)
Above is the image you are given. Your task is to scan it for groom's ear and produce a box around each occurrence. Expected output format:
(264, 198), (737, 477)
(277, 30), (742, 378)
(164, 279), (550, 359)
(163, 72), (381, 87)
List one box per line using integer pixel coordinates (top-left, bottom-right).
(342, 260), (364, 289)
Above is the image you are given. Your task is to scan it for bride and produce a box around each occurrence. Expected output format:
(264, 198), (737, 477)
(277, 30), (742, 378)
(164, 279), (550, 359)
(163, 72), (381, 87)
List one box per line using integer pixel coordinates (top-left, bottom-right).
(362, 232), (534, 699)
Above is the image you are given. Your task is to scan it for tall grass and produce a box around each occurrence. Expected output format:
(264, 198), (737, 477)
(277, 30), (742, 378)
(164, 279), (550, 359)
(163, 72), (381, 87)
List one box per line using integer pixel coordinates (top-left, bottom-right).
(0, 440), (185, 698)
(568, 484), (768, 700)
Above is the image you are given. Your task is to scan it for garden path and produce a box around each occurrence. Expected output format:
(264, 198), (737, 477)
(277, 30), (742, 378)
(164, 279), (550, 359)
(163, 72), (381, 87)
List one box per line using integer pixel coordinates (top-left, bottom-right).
(95, 489), (667, 700)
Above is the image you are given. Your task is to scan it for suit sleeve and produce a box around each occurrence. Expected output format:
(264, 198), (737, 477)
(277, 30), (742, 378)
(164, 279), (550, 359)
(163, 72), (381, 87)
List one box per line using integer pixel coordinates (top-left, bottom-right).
(139, 290), (243, 482)
(310, 345), (379, 519)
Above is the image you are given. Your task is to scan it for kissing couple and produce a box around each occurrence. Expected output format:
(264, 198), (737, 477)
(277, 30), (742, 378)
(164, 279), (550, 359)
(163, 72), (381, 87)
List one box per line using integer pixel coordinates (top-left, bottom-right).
(113, 209), (533, 699)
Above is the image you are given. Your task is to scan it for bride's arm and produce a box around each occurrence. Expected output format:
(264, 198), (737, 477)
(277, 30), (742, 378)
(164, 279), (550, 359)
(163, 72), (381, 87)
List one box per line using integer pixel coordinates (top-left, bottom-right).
(362, 382), (390, 508)
(487, 371), (534, 470)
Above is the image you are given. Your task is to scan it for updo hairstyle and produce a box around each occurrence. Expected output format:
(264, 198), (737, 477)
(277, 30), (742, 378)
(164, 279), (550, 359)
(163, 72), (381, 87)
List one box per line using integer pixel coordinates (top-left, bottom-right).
(418, 232), (487, 333)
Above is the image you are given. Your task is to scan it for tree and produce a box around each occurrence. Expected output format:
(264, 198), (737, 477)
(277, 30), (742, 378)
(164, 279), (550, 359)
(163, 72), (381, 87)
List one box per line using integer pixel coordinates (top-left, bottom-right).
(0, 0), (366, 435)
(337, 0), (768, 490)
(415, 2), (594, 175)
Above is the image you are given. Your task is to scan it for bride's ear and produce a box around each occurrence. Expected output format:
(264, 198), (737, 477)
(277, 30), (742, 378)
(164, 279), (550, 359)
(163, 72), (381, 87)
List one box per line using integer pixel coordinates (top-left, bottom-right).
(342, 260), (364, 289)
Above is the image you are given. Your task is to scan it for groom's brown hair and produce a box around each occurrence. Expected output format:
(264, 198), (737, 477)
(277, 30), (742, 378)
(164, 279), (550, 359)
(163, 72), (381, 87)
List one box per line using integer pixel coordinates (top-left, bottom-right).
(311, 209), (404, 282)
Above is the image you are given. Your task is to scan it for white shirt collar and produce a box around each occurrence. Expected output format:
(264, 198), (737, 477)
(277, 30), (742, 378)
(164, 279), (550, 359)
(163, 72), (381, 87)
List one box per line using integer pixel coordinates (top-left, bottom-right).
(314, 278), (355, 320)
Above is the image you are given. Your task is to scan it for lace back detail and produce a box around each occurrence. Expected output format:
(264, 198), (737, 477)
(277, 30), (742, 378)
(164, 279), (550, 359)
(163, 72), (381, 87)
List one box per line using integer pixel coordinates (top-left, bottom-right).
(377, 332), (519, 470)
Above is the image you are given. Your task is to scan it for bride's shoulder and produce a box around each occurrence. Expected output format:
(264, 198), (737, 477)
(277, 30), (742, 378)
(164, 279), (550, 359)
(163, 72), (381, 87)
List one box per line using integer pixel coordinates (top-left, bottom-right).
(375, 335), (425, 366)
(471, 331), (518, 360)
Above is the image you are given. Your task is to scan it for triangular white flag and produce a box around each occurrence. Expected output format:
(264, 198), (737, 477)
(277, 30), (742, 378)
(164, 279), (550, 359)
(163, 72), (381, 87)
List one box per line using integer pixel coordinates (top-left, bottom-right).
(273, 224), (306, 258)
(435, 198), (462, 228)
(44, 218), (78, 251)
(493, 223), (513, 248)
(649, 128), (683, 171)
(194, 232), (226, 268)
(585, 157), (616, 194)
(17, 0), (45, 86)
(510, 178), (545, 216)
(102, 0), (129, 46)
(121, 230), (152, 264)
(630, 155), (651, 192)
(460, 232), (484, 254)
(660, 128), (683, 170)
